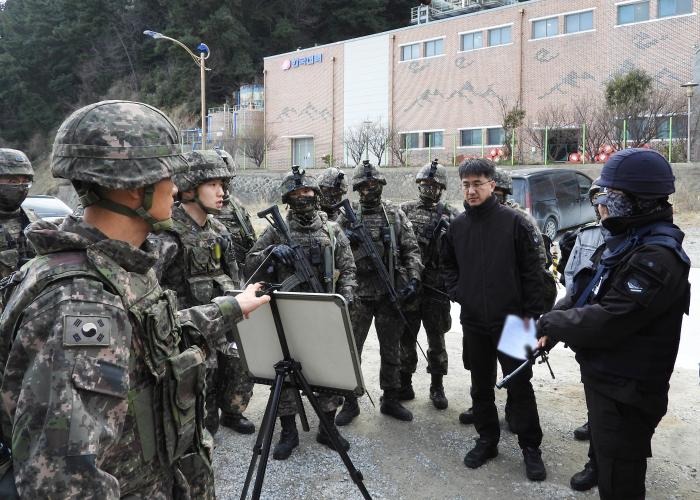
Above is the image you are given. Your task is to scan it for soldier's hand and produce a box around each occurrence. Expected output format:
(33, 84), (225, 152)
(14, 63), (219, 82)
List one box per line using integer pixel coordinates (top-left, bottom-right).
(270, 244), (294, 266)
(399, 278), (419, 302)
(237, 283), (271, 319)
(344, 229), (362, 245)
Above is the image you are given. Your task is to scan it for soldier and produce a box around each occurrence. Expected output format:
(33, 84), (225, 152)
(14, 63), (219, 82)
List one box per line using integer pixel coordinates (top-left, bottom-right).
(0, 149), (38, 283)
(399, 160), (460, 410)
(0, 100), (270, 498)
(317, 167), (348, 221)
(152, 149), (255, 436)
(244, 165), (356, 460)
(334, 160), (423, 425)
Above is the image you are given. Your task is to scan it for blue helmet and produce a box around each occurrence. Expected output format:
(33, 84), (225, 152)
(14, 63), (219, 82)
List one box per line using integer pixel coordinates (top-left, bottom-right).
(598, 148), (675, 199)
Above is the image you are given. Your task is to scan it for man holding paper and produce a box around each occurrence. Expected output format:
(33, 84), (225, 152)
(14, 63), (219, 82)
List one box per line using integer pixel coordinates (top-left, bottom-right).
(441, 158), (546, 481)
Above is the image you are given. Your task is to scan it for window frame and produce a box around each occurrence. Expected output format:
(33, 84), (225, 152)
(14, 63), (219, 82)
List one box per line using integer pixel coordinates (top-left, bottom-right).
(616, 1), (650, 25)
(423, 37), (445, 58)
(532, 17), (559, 39)
(564, 10), (594, 33)
(400, 132), (420, 150)
(487, 25), (513, 47)
(486, 127), (505, 146)
(400, 43), (420, 62)
(423, 130), (444, 149)
(459, 128), (484, 147)
(658, 0), (693, 18)
(459, 31), (484, 52)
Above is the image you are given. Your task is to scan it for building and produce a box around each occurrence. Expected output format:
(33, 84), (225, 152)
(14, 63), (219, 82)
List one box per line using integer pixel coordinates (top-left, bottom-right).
(263, 0), (699, 168)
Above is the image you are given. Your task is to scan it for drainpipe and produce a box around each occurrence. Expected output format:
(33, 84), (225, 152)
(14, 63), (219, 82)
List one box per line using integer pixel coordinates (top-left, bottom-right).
(331, 56), (336, 163)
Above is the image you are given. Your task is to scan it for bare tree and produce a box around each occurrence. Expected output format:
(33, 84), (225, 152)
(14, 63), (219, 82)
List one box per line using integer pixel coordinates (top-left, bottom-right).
(367, 122), (390, 166)
(523, 103), (571, 162)
(387, 127), (411, 167)
(239, 126), (277, 168)
(496, 96), (526, 161)
(344, 124), (369, 166)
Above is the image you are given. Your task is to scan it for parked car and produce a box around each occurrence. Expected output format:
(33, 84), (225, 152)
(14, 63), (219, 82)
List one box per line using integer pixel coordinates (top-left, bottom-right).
(22, 195), (73, 223)
(510, 168), (596, 240)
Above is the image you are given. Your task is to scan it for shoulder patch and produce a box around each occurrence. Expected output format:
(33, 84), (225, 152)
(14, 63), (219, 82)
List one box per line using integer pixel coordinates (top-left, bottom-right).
(63, 315), (112, 347)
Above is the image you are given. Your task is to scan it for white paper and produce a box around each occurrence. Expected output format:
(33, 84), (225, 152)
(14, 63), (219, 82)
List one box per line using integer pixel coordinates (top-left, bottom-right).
(497, 315), (538, 360)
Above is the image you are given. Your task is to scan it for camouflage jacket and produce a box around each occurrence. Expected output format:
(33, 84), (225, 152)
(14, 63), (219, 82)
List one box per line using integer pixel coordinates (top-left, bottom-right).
(152, 204), (239, 310)
(244, 210), (356, 301)
(0, 208), (39, 280)
(0, 216), (242, 498)
(336, 200), (423, 299)
(400, 199), (460, 290)
(214, 197), (257, 268)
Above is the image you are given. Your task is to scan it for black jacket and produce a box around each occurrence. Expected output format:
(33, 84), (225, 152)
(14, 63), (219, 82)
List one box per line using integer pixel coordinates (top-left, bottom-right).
(441, 195), (545, 333)
(539, 208), (690, 388)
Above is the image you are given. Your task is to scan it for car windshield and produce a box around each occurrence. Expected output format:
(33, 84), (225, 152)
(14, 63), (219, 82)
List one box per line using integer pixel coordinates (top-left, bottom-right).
(512, 178), (526, 207)
(21, 196), (73, 218)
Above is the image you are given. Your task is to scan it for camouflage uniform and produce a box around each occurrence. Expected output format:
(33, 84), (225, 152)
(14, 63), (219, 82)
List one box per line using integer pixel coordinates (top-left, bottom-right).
(317, 167), (348, 221)
(335, 162), (423, 410)
(0, 101), (247, 498)
(244, 166), (356, 459)
(399, 161), (460, 405)
(215, 196), (257, 273)
(152, 149), (254, 435)
(0, 149), (38, 283)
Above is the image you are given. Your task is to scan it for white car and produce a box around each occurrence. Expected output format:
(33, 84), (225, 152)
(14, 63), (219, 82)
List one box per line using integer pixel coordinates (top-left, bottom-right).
(22, 195), (73, 223)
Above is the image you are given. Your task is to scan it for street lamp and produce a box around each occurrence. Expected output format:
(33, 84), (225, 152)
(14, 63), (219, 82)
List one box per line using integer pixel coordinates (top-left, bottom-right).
(144, 30), (211, 149)
(680, 82), (698, 162)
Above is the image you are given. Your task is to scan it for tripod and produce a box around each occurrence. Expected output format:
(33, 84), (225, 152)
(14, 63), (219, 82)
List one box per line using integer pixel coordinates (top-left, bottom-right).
(240, 291), (372, 500)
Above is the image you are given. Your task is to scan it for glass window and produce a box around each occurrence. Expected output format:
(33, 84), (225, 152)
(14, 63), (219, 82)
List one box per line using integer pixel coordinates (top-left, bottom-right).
(486, 127), (505, 145)
(488, 26), (512, 47)
(532, 17), (559, 39)
(565, 11), (594, 33)
(655, 115), (687, 139)
(400, 133), (419, 149)
(424, 131), (444, 148)
(658, 0), (692, 17)
(460, 32), (484, 51)
(400, 43), (420, 61)
(460, 129), (483, 147)
(617, 1), (650, 25)
(424, 38), (444, 57)
(576, 174), (592, 196)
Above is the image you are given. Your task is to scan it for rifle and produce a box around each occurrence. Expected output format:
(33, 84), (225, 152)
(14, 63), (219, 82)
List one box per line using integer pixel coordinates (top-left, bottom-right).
(496, 345), (555, 389)
(257, 205), (326, 294)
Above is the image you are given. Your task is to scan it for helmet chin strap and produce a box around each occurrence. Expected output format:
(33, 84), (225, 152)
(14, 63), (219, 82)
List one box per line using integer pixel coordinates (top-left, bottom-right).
(182, 191), (221, 215)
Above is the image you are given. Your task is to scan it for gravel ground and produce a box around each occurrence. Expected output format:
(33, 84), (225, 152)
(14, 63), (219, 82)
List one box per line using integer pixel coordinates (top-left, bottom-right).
(213, 307), (699, 500)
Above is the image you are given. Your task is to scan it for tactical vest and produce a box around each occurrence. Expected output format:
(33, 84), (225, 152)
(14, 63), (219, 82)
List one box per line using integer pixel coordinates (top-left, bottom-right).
(355, 202), (403, 288)
(215, 200), (256, 266)
(0, 248), (211, 495)
(169, 211), (237, 309)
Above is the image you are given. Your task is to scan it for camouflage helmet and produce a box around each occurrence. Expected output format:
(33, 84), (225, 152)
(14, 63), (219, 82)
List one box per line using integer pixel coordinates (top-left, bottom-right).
(280, 165), (320, 203)
(352, 160), (386, 190)
(318, 167), (348, 193)
(588, 181), (602, 204)
(493, 168), (513, 195)
(175, 149), (234, 193)
(0, 149), (34, 180)
(51, 100), (188, 189)
(415, 159), (447, 189)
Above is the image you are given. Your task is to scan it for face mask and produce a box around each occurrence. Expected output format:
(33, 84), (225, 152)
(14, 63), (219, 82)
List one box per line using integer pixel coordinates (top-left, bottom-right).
(418, 184), (442, 204)
(359, 184), (382, 208)
(288, 194), (317, 214)
(601, 190), (635, 218)
(319, 188), (343, 211)
(0, 183), (30, 211)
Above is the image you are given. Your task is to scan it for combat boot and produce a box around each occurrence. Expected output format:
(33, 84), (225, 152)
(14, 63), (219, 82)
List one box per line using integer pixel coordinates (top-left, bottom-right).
(397, 372), (415, 401)
(429, 374), (448, 410)
(573, 421), (590, 441)
(463, 438), (498, 469)
(570, 461), (598, 491)
(272, 415), (299, 460)
(335, 394), (360, 426)
(220, 412), (255, 435)
(459, 407), (474, 425)
(380, 391), (413, 421)
(316, 410), (350, 452)
(522, 446), (547, 481)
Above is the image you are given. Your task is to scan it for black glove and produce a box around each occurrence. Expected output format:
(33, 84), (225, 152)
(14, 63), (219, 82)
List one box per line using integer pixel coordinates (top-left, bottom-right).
(398, 278), (419, 302)
(344, 228), (363, 245)
(270, 244), (294, 266)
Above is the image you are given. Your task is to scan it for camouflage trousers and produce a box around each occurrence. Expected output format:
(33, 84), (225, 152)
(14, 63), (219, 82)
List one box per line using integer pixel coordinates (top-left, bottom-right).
(350, 297), (403, 391)
(277, 386), (342, 417)
(206, 351), (254, 418)
(400, 293), (451, 376)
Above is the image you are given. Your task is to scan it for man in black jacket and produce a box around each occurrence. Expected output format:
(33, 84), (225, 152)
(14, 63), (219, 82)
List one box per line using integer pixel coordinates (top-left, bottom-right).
(537, 149), (691, 499)
(441, 158), (546, 481)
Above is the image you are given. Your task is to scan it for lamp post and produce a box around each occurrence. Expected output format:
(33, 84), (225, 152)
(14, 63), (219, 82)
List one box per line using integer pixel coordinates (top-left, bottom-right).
(680, 82), (698, 162)
(144, 30), (211, 149)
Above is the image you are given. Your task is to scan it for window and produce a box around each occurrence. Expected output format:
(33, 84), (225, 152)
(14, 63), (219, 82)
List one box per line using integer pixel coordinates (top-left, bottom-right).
(565, 10), (594, 33)
(655, 115), (687, 139)
(424, 131), (444, 148)
(460, 32), (483, 51)
(532, 17), (559, 39)
(576, 173), (592, 197)
(486, 127), (505, 145)
(424, 38), (444, 57)
(617, 1), (650, 25)
(658, 0), (692, 17)
(400, 133), (419, 149)
(488, 26), (511, 46)
(460, 129), (483, 147)
(401, 43), (419, 61)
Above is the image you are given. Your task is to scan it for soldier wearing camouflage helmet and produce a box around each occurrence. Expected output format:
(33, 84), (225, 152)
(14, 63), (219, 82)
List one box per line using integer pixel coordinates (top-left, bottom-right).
(244, 165), (356, 460)
(0, 101), (270, 498)
(151, 149), (256, 437)
(317, 167), (348, 220)
(0, 149), (39, 283)
(334, 160), (424, 425)
(398, 160), (460, 411)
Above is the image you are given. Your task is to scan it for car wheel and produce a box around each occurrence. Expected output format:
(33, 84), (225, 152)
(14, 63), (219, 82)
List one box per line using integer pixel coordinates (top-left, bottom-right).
(543, 217), (558, 240)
